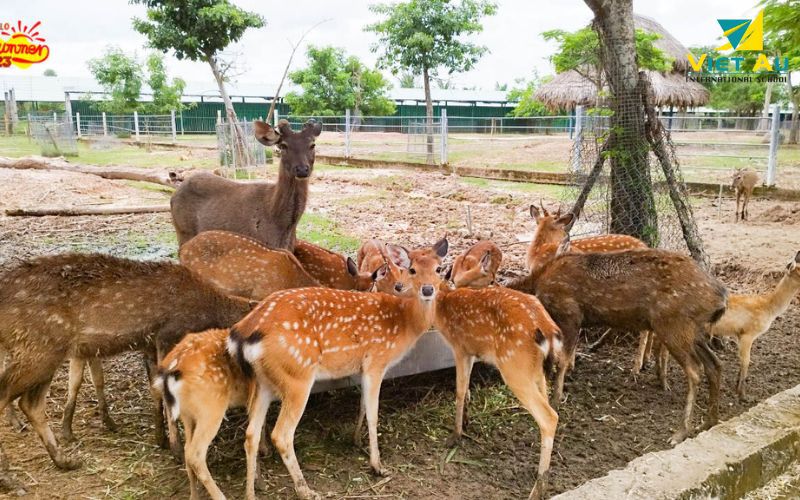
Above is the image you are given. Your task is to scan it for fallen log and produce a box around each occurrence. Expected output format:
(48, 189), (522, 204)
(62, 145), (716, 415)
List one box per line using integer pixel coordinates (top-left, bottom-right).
(0, 156), (184, 187)
(5, 205), (171, 217)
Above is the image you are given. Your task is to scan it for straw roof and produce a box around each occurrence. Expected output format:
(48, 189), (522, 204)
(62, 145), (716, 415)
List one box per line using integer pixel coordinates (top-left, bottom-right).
(534, 14), (708, 110)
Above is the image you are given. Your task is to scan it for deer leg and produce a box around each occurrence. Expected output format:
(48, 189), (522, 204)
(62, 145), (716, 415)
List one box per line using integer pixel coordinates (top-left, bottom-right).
(185, 407), (228, 500)
(353, 392), (366, 447)
(183, 419), (201, 500)
(362, 369), (388, 476)
(633, 331), (652, 375)
(87, 358), (116, 432)
(656, 340), (670, 391)
(270, 380), (318, 500)
(695, 339), (721, 430)
(661, 329), (701, 445)
(735, 191), (742, 222)
(143, 350), (169, 451)
(447, 351), (474, 447)
(19, 381), (81, 470)
(61, 358), (86, 443)
(1, 352), (23, 432)
(245, 386), (273, 500)
(736, 333), (756, 401)
(500, 359), (558, 500)
(552, 320), (580, 409)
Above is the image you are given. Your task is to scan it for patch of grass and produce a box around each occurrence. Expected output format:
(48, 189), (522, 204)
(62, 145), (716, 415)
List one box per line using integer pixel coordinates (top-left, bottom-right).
(336, 191), (390, 206)
(297, 213), (360, 254)
(124, 180), (175, 194)
(460, 177), (571, 198)
(367, 174), (415, 192)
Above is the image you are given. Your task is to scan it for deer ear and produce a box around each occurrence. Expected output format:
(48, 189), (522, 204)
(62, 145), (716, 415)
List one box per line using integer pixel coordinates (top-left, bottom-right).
(254, 121), (281, 146)
(386, 244), (411, 269)
(371, 263), (389, 281)
(444, 264), (453, 281)
(303, 119), (323, 137)
(346, 257), (358, 277)
(432, 237), (449, 258)
(480, 251), (493, 273)
(556, 235), (571, 256)
(556, 212), (576, 231)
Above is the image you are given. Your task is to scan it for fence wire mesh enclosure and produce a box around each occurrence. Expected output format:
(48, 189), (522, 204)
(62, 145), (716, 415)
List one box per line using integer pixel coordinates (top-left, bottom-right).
(561, 79), (708, 268)
(29, 117), (78, 157)
(215, 120), (271, 178)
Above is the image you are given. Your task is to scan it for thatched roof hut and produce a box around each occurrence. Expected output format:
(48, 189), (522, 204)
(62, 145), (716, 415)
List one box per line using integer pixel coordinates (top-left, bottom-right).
(535, 14), (709, 110)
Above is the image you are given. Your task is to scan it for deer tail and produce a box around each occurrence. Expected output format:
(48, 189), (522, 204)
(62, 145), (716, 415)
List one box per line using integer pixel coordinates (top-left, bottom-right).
(227, 326), (263, 378)
(153, 368), (182, 422)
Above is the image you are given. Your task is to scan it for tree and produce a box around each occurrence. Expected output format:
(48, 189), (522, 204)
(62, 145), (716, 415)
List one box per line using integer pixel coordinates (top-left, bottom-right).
(506, 75), (550, 117)
(285, 46), (395, 117)
(88, 47), (144, 113)
(144, 53), (187, 114)
(542, 26), (671, 106)
(762, 0), (800, 143)
(398, 72), (417, 88)
(43, 69), (57, 77)
(131, 0), (265, 165)
(366, 0), (497, 164)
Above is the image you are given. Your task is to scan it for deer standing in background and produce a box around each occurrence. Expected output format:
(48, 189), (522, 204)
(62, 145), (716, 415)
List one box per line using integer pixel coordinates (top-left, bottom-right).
(227, 244), (442, 500)
(0, 254), (253, 482)
(152, 262), (411, 500)
(434, 241), (562, 499)
(170, 119), (322, 250)
(508, 238), (727, 444)
(732, 168), (759, 222)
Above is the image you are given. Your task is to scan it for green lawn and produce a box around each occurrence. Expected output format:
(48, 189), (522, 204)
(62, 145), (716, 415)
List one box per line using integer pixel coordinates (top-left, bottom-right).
(297, 213), (361, 254)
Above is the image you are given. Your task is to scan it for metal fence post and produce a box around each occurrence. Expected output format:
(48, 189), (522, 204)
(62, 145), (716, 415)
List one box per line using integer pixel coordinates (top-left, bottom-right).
(345, 109), (351, 158)
(27, 113), (31, 137)
(571, 105), (584, 174)
(133, 111), (140, 140)
(53, 112), (57, 124)
(171, 110), (177, 143)
(76, 112), (81, 138)
(102, 112), (108, 136)
(766, 103), (780, 186)
(440, 108), (448, 165)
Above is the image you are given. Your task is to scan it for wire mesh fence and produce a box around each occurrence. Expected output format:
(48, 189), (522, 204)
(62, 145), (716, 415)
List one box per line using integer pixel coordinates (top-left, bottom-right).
(215, 120), (272, 179)
(29, 115), (78, 157)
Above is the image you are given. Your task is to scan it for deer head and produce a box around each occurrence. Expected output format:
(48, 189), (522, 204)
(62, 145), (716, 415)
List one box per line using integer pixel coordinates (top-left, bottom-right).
(254, 118), (322, 179)
(387, 243), (442, 303)
(529, 204), (576, 247)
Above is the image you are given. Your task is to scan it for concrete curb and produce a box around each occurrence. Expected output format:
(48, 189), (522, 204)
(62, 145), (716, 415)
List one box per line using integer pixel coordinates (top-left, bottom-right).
(552, 384), (800, 500)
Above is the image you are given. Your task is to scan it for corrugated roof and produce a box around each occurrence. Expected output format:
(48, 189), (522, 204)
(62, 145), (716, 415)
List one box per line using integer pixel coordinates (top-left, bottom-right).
(0, 74), (511, 104)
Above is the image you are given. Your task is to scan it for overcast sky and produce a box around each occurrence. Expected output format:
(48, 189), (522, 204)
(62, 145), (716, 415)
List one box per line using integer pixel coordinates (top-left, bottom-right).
(3, 0), (763, 90)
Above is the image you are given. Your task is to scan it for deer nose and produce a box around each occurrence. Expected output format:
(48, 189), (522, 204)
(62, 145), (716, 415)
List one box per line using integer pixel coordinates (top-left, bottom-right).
(394, 283), (403, 292)
(421, 284), (435, 297)
(294, 165), (310, 178)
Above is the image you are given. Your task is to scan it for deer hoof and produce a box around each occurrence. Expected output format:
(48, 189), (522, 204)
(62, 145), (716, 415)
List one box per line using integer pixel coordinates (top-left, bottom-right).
(668, 429), (689, 446)
(55, 455), (82, 470)
(445, 432), (462, 448)
(102, 416), (118, 432)
(296, 485), (321, 500)
(60, 430), (76, 444)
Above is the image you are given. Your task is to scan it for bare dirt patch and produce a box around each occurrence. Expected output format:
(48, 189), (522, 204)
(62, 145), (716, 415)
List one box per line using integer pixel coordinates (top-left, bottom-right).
(1, 164), (798, 499)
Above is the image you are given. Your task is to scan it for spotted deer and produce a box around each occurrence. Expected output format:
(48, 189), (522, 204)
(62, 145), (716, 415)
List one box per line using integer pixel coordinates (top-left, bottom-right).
(526, 205), (649, 373)
(227, 243), (443, 500)
(449, 240), (502, 288)
(293, 239), (373, 290)
(0, 254), (253, 484)
(152, 262), (410, 500)
(508, 237), (728, 444)
(357, 237), (449, 274)
(643, 251), (800, 400)
(732, 168), (759, 222)
(434, 242), (562, 499)
(170, 119), (322, 250)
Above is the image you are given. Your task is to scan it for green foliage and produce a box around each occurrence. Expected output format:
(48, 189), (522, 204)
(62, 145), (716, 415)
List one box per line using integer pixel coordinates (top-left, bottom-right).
(144, 53), (187, 113)
(762, 0), (800, 106)
(542, 27), (672, 88)
(285, 46), (395, 116)
(365, 0), (497, 79)
(506, 74), (549, 117)
(88, 47), (144, 113)
(131, 0), (265, 62)
(397, 72), (417, 88)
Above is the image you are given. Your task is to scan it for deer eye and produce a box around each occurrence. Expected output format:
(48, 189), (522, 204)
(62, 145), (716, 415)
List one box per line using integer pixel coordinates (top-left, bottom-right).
(309, 143), (316, 150)
(408, 268), (416, 275)
(435, 266), (442, 273)
(278, 143), (288, 151)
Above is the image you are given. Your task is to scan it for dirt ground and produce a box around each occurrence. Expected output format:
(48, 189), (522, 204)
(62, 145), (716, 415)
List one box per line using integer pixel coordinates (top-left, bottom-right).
(0, 160), (799, 499)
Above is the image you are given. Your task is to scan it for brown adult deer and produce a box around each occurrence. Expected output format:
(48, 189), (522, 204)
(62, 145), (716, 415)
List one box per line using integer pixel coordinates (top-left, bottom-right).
(0, 254), (252, 481)
(449, 240), (502, 288)
(732, 168), (759, 222)
(152, 262), (411, 500)
(508, 238), (727, 444)
(644, 251), (800, 400)
(435, 243), (562, 499)
(227, 244), (442, 500)
(170, 119), (322, 249)
(293, 239), (373, 290)
(526, 205), (649, 373)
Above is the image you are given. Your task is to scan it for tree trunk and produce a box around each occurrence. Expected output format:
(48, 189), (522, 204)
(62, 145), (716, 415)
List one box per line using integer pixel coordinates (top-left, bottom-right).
(787, 74), (799, 145)
(585, 0), (657, 246)
(758, 82), (774, 132)
(6, 205), (171, 217)
(422, 66), (435, 165)
(0, 156), (183, 187)
(207, 55), (254, 167)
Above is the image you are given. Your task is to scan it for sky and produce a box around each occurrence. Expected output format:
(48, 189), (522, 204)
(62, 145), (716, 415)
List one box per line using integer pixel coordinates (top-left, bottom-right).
(2, 0), (766, 91)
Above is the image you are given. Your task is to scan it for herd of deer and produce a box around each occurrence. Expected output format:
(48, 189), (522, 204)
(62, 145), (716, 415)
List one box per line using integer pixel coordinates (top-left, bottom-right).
(0, 120), (796, 500)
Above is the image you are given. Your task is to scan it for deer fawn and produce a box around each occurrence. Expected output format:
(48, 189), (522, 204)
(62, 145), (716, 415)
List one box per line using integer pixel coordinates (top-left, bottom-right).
(643, 251), (800, 400)
(732, 168), (759, 222)
(449, 240), (502, 288)
(293, 239), (373, 290)
(0, 253), (253, 481)
(152, 261), (411, 500)
(358, 237), (449, 274)
(227, 243), (443, 500)
(508, 236), (728, 444)
(526, 205), (649, 373)
(171, 119), (322, 250)
(435, 242), (562, 499)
